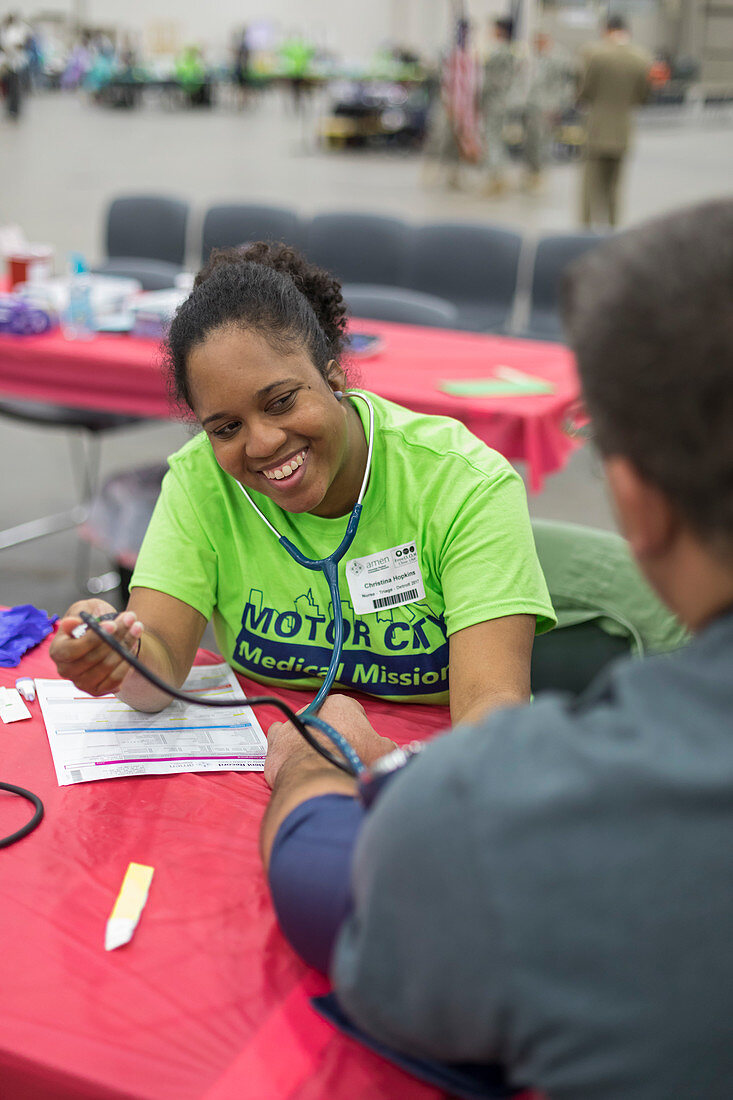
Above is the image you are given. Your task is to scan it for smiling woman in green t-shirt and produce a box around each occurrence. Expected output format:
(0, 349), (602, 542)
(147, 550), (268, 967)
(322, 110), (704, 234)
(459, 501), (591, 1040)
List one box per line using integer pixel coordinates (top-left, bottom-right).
(50, 243), (554, 727)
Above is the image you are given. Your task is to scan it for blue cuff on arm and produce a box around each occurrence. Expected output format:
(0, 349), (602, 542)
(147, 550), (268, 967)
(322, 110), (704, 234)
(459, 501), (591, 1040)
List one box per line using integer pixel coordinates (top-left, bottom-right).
(268, 794), (365, 974)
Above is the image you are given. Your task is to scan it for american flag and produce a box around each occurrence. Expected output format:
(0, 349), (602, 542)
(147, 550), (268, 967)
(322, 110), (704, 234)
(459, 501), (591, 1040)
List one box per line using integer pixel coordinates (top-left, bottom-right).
(442, 31), (481, 161)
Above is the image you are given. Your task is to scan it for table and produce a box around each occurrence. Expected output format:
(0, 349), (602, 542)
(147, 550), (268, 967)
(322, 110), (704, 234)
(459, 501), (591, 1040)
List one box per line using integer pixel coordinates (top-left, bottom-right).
(0, 322), (581, 492)
(2, 632), (531, 1100)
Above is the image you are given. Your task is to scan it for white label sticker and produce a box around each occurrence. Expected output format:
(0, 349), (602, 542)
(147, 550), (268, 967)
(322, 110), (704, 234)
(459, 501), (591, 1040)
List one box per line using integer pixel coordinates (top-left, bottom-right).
(0, 686), (32, 723)
(345, 541), (426, 615)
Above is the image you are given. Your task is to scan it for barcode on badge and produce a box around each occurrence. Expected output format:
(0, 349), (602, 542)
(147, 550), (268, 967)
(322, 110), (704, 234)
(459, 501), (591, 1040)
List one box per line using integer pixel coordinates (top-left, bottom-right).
(372, 588), (419, 610)
(69, 769), (83, 783)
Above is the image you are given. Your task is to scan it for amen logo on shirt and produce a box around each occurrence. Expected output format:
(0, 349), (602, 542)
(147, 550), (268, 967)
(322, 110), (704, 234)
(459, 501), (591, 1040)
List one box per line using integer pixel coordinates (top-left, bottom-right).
(232, 587), (450, 697)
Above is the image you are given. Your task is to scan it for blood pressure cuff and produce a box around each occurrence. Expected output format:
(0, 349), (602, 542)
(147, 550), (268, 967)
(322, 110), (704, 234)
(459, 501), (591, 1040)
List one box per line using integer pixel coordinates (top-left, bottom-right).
(268, 794), (364, 974)
(270, 797), (521, 1099)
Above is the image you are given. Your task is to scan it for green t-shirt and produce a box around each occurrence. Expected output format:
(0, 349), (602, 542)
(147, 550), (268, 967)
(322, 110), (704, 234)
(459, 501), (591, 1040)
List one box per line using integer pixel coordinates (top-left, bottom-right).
(131, 392), (555, 703)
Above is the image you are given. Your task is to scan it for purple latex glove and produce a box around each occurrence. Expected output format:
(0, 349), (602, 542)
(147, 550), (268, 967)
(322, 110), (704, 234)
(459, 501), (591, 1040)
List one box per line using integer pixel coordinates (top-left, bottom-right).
(0, 604), (58, 667)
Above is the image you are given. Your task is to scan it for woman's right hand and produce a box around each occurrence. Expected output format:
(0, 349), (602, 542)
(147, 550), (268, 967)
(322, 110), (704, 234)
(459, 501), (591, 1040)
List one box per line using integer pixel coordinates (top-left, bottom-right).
(49, 598), (144, 697)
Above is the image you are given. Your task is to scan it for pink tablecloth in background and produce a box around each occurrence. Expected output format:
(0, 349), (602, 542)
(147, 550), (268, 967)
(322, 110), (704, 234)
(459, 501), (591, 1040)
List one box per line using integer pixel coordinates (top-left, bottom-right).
(0, 322), (581, 491)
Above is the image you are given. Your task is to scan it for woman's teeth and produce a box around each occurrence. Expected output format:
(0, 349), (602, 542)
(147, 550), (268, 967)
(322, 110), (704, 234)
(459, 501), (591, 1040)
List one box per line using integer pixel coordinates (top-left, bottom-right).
(263, 450), (306, 481)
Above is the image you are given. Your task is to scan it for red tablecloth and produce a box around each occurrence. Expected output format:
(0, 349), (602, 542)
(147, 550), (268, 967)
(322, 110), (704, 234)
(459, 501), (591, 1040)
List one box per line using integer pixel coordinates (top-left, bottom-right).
(1, 632), (539, 1100)
(0, 322), (580, 492)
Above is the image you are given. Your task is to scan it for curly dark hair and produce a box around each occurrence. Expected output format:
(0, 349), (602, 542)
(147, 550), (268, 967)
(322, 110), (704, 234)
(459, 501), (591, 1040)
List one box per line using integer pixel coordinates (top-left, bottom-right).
(562, 199), (733, 553)
(166, 242), (349, 411)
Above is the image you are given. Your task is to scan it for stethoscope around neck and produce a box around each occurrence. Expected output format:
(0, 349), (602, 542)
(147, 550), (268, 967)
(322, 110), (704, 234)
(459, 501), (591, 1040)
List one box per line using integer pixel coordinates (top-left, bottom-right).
(236, 390), (375, 770)
(75, 393), (413, 792)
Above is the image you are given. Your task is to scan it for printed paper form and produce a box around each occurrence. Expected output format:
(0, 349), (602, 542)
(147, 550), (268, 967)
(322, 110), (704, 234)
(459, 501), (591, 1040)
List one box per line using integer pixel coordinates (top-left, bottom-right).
(36, 663), (267, 786)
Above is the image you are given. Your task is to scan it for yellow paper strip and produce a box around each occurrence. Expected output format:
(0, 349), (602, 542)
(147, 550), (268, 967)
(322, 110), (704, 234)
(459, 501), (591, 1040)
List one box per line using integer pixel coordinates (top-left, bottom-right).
(109, 862), (154, 922)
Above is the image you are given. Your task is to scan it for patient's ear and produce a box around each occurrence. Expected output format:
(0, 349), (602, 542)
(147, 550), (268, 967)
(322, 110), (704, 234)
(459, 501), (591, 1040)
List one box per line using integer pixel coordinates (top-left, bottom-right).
(603, 455), (677, 563)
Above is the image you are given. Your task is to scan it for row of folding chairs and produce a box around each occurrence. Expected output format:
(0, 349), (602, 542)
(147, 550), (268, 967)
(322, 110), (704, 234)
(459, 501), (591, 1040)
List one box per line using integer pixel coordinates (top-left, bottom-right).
(94, 194), (607, 341)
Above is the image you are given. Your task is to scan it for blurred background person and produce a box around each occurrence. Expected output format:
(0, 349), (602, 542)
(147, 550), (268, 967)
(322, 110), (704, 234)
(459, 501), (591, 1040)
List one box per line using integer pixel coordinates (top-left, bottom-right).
(579, 14), (652, 228)
(24, 21), (43, 91)
(0, 12), (31, 120)
(232, 27), (252, 110)
(115, 37), (140, 109)
(61, 30), (93, 90)
(84, 35), (117, 101)
(280, 30), (316, 113)
(175, 43), (211, 107)
(422, 16), (480, 190)
(479, 16), (516, 197)
(521, 30), (577, 192)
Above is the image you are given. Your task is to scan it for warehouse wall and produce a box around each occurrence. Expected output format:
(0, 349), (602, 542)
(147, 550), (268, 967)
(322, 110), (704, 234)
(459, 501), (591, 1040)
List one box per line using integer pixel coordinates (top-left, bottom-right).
(14, 0), (694, 70)
(14, 0), (454, 62)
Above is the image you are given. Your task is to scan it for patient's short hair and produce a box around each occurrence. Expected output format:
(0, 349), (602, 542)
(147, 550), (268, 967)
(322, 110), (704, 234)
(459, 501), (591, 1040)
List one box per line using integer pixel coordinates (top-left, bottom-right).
(562, 199), (733, 549)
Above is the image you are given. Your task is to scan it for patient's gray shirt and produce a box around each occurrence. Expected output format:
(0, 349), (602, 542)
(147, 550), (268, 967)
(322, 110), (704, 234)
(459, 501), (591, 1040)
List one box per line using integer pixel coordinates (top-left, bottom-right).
(332, 611), (733, 1100)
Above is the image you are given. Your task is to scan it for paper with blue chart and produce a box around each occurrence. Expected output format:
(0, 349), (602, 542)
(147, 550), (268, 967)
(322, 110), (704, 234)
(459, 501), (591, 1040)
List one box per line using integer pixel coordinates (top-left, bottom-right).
(36, 663), (266, 786)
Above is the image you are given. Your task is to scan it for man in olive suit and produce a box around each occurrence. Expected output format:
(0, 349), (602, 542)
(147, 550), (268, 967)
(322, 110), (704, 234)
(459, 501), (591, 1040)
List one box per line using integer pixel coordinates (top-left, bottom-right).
(579, 15), (651, 227)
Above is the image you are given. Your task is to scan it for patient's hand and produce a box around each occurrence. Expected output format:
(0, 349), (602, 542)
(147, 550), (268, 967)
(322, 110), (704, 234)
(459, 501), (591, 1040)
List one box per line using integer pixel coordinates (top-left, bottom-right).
(265, 694), (396, 789)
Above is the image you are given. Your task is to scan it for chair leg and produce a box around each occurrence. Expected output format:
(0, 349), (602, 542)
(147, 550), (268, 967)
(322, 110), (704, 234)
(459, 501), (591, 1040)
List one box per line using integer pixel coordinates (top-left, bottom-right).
(0, 429), (96, 552)
(68, 431), (105, 592)
(0, 504), (88, 551)
(73, 432), (130, 598)
(0, 424), (123, 601)
(69, 431), (101, 506)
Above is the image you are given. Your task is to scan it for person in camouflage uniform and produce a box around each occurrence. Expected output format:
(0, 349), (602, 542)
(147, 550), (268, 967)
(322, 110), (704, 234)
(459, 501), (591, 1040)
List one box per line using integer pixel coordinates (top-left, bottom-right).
(522, 31), (577, 190)
(479, 17), (516, 196)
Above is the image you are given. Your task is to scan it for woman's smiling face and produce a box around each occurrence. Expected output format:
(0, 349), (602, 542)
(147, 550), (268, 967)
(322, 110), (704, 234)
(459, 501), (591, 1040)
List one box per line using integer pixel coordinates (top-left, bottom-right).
(187, 324), (365, 518)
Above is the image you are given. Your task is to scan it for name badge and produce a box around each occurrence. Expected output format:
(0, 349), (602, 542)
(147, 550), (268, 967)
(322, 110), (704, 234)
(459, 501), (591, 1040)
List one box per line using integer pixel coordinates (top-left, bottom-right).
(345, 542), (426, 615)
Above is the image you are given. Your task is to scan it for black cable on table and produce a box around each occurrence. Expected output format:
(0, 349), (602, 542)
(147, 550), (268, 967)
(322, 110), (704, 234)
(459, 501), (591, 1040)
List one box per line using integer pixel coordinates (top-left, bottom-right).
(0, 781), (44, 848)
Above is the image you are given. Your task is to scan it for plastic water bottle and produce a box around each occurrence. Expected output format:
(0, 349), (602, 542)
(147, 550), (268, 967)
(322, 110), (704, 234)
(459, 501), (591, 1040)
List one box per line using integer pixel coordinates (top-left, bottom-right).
(62, 253), (95, 340)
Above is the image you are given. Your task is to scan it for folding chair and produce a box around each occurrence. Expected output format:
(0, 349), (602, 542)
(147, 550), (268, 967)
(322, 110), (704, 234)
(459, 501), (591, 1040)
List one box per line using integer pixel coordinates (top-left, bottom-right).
(201, 203), (303, 260)
(406, 222), (522, 332)
(305, 212), (410, 286)
(0, 400), (151, 590)
(530, 518), (689, 695)
(93, 194), (190, 289)
(520, 233), (605, 341)
(342, 283), (458, 328)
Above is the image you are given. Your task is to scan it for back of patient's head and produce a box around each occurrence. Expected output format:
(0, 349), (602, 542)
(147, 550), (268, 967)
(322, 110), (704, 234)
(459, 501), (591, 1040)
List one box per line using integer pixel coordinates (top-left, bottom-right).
(562, 199), (733, 556)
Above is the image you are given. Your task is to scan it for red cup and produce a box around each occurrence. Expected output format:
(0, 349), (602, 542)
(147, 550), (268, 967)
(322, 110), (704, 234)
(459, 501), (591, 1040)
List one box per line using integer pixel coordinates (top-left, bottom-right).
(8, 246), (53, 288)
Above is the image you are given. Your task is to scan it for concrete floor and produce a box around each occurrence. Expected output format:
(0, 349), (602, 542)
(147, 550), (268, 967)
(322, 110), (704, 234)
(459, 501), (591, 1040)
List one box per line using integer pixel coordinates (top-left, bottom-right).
(1, 88), (731, 620)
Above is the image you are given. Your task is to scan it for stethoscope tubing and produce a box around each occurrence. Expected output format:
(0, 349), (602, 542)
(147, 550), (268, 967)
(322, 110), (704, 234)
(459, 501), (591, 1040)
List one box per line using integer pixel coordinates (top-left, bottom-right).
(237, 391), (375, 721)
(0, 781), (44, 848)
(78, 612), (365, 776)
(72, 393), (377, 781)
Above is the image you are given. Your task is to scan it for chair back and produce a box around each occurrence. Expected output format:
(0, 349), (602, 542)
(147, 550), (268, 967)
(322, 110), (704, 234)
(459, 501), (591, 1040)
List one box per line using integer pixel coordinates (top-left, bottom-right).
(105, 195), (189, 265)
(201, 204), (302, 259)
(406, 222), (522, 332)
(531, 518), (688, 689)
(525, 233), (604, 340)
(306, 213), (410, 286)
(342, 284), (458, 328)
(91, 257), (182, 291)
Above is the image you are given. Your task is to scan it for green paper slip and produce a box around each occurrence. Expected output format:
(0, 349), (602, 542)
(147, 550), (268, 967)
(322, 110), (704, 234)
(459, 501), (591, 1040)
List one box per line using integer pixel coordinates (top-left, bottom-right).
(440, 371), (555, 398)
